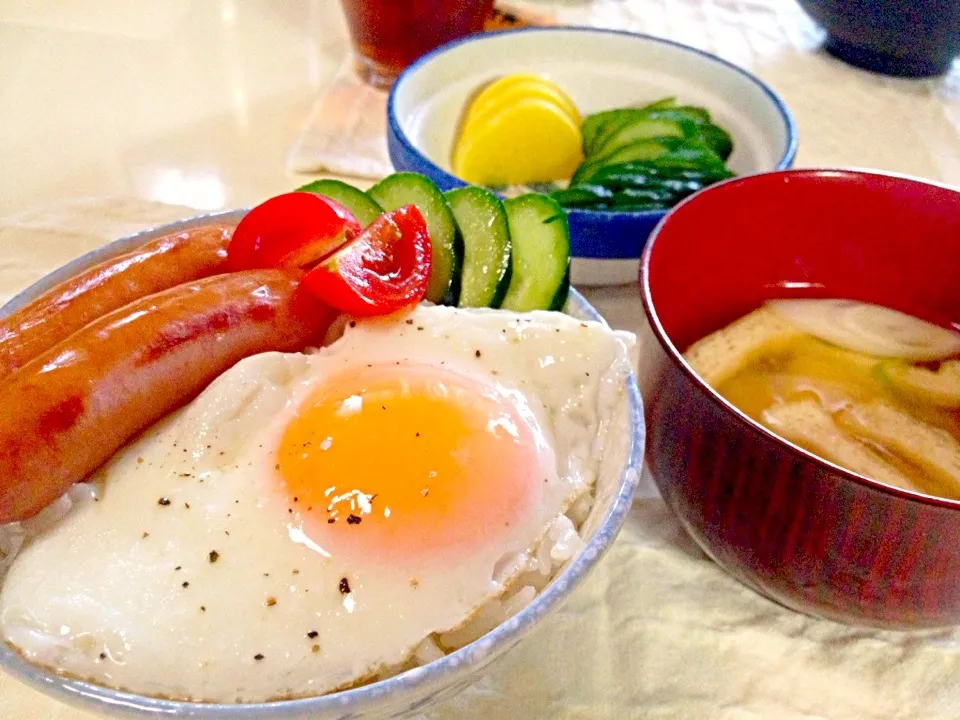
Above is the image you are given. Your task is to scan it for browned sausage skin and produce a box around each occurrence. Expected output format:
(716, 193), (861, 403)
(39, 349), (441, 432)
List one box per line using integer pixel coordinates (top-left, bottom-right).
(0, 269), (332, 524)
(0, 224), (233, 381)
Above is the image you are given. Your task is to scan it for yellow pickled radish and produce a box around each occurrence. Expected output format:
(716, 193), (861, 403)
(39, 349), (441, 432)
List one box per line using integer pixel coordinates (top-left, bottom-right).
(462, 76), (581, 132)
(465, 73), (561, 112)
(453, 98), (584, 185)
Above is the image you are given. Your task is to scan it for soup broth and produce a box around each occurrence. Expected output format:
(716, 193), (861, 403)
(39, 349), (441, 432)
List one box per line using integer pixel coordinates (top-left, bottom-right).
(684, 300), (960, 500)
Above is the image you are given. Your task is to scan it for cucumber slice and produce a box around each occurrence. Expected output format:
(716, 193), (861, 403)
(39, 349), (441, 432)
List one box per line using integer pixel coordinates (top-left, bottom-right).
(500, 194), (570, 312)
(445, 186), (512, 309)
(581, 97), (676, 154)
(653, 106), (711, 123)
(551, 184), (615, 209)
(585, 110), (646, 156)
(588, 161), (733, 185)
(572, 137), (682, 185)
(368, 173), (462, 304)
(592, 116), (698, 158)
(550, 265), (571, 311)
(295, 179), (384, 227)
(640, 96), (678, 112)
(574, 138), (728, 185)
(696, 123), (734, 161)
(582, 109), (629, 155)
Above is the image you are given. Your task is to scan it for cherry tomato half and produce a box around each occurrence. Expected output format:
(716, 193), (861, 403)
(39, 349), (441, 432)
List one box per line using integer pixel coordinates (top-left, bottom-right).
(227, 192), (361, 272)
(301, 205), (432, 317)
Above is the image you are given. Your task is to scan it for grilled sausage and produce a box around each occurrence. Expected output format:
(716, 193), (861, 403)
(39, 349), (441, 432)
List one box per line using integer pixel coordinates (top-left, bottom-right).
(0, 224), (233, 381)
(0, 269), (332, 523)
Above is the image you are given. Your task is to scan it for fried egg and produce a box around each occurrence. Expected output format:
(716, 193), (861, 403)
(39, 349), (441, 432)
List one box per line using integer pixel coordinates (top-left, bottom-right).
(0, 305), (635, 703)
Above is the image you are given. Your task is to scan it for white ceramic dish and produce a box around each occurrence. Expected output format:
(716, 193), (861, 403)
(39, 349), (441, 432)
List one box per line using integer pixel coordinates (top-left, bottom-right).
(387, 27), (797, 286)
(0, 211), (645, 719)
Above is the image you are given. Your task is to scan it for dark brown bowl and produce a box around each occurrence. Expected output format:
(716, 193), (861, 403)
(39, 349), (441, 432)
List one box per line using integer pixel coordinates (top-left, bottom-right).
(640, 168), (960, 629)
(797, 0), (960, 77)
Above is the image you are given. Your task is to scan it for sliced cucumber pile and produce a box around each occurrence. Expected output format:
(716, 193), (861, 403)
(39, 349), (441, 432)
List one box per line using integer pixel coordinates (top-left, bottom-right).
(369, 173), (462, 305)
(558, 97), (735, 213)
(296, 172), (570, 312)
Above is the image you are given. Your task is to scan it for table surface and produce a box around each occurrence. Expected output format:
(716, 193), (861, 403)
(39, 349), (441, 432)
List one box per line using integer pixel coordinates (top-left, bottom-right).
(2, 2), (960, 718)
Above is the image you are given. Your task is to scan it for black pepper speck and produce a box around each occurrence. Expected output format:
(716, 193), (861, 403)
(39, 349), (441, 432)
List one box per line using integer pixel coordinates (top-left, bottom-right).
(339, 578), (351, 594)
(158, 497), (171, 506)
(254, 653), (264, 661)
(346, 514), (362, 525)
(307, 630), (319, 639)
(209, 550), (220, 564)
(182, 581), (190, 588)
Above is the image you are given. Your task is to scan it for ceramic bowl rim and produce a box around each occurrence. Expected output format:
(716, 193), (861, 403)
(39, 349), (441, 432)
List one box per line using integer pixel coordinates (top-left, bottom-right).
(640, 166), (960, 512)
(0, 210), (645, 718)
(386, 25), (799, 221)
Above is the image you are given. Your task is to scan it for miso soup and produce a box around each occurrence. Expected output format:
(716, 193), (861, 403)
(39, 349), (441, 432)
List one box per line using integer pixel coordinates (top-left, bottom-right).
(684, 299), (960, 499)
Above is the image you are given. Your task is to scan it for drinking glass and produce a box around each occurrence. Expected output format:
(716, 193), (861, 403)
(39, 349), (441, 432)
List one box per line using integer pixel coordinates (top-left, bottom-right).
(340, 0), (495, 88)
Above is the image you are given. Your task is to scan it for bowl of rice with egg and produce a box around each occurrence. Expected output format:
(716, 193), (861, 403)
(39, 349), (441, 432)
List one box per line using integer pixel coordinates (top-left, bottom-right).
(0, 210), (644, 719)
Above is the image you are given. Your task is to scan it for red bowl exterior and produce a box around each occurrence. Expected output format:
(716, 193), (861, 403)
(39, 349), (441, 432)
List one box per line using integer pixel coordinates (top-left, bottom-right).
(640, 168), (960, 628)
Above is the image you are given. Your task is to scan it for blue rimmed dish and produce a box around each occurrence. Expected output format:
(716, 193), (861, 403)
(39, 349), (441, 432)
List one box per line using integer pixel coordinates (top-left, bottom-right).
(387, 26), (798, 286)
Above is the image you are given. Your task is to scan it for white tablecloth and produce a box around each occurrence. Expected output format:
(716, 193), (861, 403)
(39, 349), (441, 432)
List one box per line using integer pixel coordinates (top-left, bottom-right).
(2, 1), (960, 717)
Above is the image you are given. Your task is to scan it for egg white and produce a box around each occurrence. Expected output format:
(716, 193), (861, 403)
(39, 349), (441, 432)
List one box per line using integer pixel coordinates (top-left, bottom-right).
(0, 305), (635, 703)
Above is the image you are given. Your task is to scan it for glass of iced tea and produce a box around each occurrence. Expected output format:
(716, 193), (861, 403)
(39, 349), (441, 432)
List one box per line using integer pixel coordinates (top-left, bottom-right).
(340, 0), (495, 88)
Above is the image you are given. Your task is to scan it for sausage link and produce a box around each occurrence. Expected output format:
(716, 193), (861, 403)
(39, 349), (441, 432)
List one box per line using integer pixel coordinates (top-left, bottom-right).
(0, 224), (232, 381)
(0, 269), (332, 523)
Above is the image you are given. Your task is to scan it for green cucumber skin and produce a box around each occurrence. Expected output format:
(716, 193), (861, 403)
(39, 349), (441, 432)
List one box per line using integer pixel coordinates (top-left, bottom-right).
(696, 123), (734, 160)
(578, 99), (735, 203)
(500, 194), (571, 313)
(368, 172), (461, 305)
(573, 139), (727, 187)
(581, 97), (676, 154)
(295, 179), (383, 227)
(591, 116), (696, 159)
(550, 185), (615, 208)
(572, 137), (681, 185)
(549, 264), (571, 311)
(445, 186), (512, 309)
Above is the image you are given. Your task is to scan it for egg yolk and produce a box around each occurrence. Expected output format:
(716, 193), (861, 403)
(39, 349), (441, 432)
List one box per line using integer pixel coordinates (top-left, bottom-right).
(277, 363), (546, 563)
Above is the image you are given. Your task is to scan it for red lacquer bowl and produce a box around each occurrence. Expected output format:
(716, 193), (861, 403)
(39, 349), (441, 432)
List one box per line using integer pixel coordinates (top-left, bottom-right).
(640, 168), (960, 628)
